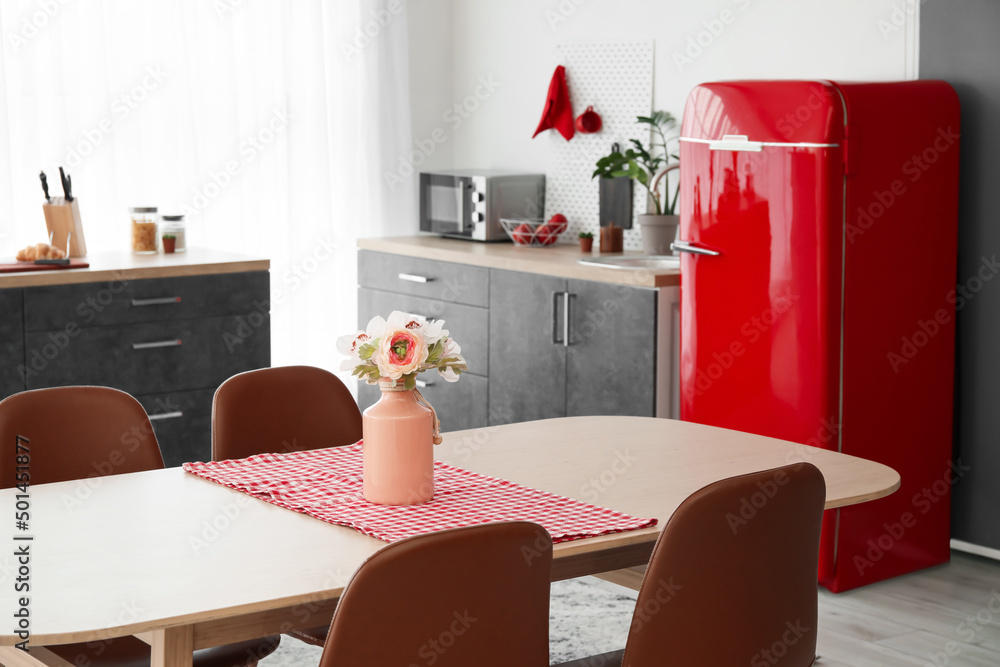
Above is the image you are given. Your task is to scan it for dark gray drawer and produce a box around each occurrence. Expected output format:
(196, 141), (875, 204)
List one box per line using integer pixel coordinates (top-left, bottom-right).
(137, 389), (215, 468)
(358, 372), (488, 432)
(0, 289), (25, 399)
(358, 250), (488, 308)
(24, 271), (270, 331)
(358, 287), (488, 377)
(24, 315), (270, 395)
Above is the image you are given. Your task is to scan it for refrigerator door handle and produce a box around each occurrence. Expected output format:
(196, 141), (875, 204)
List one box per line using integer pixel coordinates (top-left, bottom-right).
(671, 240), (721, 256)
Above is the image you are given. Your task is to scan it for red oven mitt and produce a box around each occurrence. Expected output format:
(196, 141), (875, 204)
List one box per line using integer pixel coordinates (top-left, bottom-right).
(532, 65), (575, 141)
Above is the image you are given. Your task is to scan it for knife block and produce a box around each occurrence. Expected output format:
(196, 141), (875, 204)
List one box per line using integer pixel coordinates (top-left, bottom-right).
(42, 197), (87, 258)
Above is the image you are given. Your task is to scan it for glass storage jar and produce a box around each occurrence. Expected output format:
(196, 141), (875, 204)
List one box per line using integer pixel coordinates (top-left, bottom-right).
(130, 207), (159, 254)
(161, 214), (187, 253)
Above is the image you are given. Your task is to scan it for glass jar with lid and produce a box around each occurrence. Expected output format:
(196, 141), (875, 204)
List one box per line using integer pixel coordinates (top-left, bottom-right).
(130, 207), (159, 254)
(161, 214), (187, 253)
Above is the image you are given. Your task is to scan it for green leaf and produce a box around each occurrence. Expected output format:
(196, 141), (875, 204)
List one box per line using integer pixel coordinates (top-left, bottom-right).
(403, 375), (416, 391)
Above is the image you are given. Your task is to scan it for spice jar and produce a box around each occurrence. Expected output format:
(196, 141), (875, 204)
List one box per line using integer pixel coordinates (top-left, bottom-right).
(130, 207), (159, 254)
(161, 214), (187, 253)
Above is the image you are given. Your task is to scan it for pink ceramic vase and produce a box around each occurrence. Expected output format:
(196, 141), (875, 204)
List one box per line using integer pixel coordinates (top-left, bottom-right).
(362, 378), (434, 505)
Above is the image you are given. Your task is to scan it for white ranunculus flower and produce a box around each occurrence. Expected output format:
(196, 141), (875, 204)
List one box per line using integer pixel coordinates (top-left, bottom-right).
(424, 320), (449, 345)
(365, 315), (387, 340)
(337, 330), (373, 371)
(442, 337), (462, 358)
(439, 366), (461, 382)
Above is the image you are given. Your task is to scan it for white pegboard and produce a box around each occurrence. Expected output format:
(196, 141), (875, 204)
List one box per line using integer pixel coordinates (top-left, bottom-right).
(545, 41), (654, 251)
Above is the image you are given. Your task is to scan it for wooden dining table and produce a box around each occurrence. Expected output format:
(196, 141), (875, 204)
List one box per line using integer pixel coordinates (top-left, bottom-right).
(0, 416), (899, 667)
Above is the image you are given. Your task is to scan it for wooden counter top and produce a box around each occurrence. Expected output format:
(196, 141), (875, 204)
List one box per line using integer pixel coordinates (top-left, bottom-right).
(0, 247), (269, 288)
(358, 236), (681, 288)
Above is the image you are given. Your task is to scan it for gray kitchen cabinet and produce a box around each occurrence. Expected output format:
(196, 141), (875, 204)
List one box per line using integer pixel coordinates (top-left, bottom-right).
(24, 315), (269, 396)
(489, 269), (670, 423)
(358, 250), (489, 307)
(357, 250), (679, 431)
(488, 270), (567, 425)
(565, 278), (658, 418)
(0, 289), (25, 398)
(13, 270), (270, 465)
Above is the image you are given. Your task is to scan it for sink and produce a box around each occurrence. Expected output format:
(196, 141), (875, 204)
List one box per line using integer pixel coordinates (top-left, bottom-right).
(577, 255), (681, 270)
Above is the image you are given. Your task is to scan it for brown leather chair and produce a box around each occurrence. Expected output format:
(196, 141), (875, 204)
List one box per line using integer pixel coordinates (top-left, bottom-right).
(212, 365), (363, 461)
(556, 463), (826, 667)
(213, 365), (363, 646)
(318, 521), (552, 667)
(0, 386), (281, 667)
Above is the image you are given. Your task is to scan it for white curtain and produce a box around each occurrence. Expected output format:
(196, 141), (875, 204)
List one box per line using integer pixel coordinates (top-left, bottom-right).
(0, 0), (414, 381)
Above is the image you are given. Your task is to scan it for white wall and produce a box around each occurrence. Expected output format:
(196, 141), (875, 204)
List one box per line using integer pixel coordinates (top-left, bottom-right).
(408, 0), (918, 174)
(407, 0), (455, 174)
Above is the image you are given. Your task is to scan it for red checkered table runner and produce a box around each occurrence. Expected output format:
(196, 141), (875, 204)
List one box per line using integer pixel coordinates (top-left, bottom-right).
(183, 442), (657, 543)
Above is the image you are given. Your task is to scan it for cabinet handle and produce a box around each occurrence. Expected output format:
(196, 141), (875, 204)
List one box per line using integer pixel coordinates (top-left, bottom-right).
(398, 273), (433, 284)
(132, 339), (183, 350)
(131, 297), (182, 306)
(552, 292), (563, 345)
(148, 411), (183, 422)
(563, 291), (573, 348)
(415, 379), (433, 388)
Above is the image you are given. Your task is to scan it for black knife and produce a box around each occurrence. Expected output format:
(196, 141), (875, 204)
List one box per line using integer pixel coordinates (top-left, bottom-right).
(39, 171), (50, 202)
(59, 166), (73, 202)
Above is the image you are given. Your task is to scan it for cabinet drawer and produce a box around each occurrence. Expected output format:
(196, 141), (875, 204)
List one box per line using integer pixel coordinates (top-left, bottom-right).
(358, 373), (488, 432)
(24, 315), (270, 395)
(358, 251), (488, 308)
(358, 287), (488, 377)
(0, 289), (25, 399)
(24, 271), (270, 331)
(137, 389), (215, 468)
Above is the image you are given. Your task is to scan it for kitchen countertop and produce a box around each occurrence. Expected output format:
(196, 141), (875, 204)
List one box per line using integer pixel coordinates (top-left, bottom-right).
(0, 248), (269, 288)
(358, 236), (681, 288)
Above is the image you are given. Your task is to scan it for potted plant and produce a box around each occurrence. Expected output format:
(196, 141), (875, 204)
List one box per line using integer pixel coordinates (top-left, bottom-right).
(161, 234), (177, 254)
(578, 231), (594, 253)
(592, 110), (680, 255)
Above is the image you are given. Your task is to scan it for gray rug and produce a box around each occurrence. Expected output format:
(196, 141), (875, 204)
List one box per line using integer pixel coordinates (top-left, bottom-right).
(258, 577), (637, 665)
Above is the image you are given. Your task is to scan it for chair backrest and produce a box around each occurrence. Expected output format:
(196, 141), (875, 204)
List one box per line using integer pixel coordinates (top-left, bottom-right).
(319, 522), (552, 667)
(212, 365), (363, 461)
(622, 463), (826, 667)
(0, 386), (164, 488)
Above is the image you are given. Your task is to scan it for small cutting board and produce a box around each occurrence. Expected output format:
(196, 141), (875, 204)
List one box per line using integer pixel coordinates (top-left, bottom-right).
(0, 259), (90, 273)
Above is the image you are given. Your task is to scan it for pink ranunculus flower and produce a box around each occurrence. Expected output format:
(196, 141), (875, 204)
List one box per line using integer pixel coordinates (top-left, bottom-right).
(375, 328), (428, 380)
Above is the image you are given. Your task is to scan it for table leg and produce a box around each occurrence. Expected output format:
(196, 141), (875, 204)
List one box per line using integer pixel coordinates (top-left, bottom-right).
(150, 626), (194, 667)
(0, 646), (72, 666)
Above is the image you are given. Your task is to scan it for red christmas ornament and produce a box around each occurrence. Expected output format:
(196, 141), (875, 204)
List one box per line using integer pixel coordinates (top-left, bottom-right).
(575, 106), (602, 134)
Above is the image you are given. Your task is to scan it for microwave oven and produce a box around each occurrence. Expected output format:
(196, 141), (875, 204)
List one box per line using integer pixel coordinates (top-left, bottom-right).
(419, 170), (546, 241)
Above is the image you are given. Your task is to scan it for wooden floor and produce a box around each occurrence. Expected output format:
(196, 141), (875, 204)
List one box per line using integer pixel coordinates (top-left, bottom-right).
(815, 551), (1000, 666)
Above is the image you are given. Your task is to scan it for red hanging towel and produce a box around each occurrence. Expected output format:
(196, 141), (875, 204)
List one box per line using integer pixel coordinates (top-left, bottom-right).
(532, 65), (575, 141)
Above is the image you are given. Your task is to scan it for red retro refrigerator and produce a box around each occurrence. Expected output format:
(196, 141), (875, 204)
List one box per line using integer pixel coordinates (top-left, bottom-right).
(676, 80), (960, 592)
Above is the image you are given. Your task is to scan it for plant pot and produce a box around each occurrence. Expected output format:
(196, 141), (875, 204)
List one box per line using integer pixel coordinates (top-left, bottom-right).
(162, 237), (176, 254)
(638, 214), (679, 255)
(362, 378), (434, 505)
(579, 237), (594, 253)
